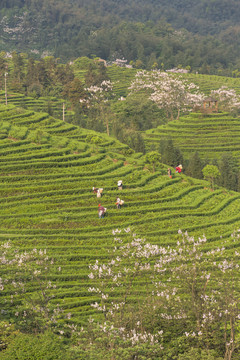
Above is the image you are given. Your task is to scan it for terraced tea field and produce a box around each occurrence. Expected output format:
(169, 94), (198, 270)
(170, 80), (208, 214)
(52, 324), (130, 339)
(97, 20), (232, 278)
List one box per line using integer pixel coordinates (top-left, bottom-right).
(1, 103), (240, 327)
(0, 91), (74, 122)
(144, 112), (240, 162)
(182, 73), (240, 95)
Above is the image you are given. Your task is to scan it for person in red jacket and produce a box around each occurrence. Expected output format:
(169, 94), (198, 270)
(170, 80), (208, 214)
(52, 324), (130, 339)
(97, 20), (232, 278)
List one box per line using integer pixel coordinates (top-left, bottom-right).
(175, 164), (182, 173)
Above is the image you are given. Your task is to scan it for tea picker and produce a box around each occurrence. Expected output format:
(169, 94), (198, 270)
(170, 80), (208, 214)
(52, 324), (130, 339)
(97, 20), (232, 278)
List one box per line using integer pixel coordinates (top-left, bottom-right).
(117, 180), (123, 190)
(98, 204), (107, 218)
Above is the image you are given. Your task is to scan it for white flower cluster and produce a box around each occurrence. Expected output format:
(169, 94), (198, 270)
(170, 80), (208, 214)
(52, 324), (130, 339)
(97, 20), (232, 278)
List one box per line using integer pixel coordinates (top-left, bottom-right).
(128, 70), (204, 118)
(211, 86), (240, 109)
(97, 321), (164, 347)
(80, 80), (115, 106)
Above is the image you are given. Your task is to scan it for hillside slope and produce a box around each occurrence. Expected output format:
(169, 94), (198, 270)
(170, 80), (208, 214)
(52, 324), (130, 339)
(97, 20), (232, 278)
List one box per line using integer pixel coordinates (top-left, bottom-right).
(144, 112), (240, 163)
(1, 104), (240, 325)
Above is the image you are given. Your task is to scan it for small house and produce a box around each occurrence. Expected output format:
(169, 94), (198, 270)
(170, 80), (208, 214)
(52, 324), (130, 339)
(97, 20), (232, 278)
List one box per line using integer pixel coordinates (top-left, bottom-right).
(203, 97), (218, 112)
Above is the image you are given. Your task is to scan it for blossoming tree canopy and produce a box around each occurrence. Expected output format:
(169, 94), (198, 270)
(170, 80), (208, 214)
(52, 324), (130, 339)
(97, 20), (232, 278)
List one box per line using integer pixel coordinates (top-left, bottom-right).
(80, 80), (115, 135)
(210, 86), (240, 110)
(128, 70), (204, 120)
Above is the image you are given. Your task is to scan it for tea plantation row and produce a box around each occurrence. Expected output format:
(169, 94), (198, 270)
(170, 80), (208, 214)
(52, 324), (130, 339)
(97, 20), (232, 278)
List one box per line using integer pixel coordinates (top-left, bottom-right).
(0, 103), (240, 326)
(144, 112), (240, 162)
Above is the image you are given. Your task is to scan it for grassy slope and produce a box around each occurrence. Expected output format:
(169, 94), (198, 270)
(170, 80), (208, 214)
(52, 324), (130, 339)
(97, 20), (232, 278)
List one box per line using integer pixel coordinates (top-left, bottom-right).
(0, 103), (240, 325)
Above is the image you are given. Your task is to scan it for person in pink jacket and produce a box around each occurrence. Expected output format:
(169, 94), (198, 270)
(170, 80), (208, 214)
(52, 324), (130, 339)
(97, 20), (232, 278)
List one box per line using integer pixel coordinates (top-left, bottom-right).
(98, 204), (106, 218)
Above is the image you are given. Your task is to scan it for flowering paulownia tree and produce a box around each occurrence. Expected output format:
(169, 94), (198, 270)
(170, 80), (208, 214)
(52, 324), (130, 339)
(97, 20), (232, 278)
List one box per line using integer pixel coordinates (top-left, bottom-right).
(85, 228), (165, 358)
(88, 228), (163, 325)
(128, 70), (204, 120)
(80, 80), (115, 136)
(0, 242), (66, 333)
(210, 86), (240, 111)
(85, 228), (240, 359)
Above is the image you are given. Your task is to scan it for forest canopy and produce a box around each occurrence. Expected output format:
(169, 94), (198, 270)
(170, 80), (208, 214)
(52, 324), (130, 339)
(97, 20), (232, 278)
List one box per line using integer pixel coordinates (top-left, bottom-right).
(0, 0), (240, 74)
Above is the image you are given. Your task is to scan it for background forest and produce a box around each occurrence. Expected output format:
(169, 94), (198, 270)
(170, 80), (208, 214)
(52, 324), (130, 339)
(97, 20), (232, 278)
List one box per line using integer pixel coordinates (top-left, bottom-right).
(1, 0), (240, 75)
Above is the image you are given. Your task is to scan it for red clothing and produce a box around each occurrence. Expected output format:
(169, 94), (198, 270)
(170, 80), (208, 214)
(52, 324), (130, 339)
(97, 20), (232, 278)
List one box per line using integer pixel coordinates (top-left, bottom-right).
(98, 206), (105, 213)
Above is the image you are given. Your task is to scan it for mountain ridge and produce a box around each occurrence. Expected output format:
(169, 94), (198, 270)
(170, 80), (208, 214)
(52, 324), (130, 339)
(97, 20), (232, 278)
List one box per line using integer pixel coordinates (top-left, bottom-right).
(1, 0), (240, 73)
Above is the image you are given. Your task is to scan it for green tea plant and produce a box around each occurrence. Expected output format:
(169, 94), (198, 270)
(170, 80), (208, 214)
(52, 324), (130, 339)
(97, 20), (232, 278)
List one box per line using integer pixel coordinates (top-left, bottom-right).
(0, 241), (64, 333)
(83, 228), (240, 359)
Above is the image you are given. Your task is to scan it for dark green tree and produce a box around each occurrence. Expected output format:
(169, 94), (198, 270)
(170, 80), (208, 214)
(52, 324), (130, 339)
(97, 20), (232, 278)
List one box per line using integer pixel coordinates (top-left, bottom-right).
(26, 58), (36, 90)
(126, 130), (145, 153)
(84, 61), (109, 87)
(35, 60), (50, 91)
(145, 151), (161, 172)
(11, 52), (25, 92)
(160, 139), (176, 166)
(115, 94), (165, 131)
(96, 61), (109, 84)
(174, 146), (184, 168)
(218, 154), (238, 191)
(62, 78), (87, 107)
(112, 120), (124, 142)
(84, 63), (96, 87)
(160, 139), (183, 168)
(186, 152), (203, 179)
(202, 164), (221, 190)
(0, 52), (7, 89)
(56, 63), (74, 86)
